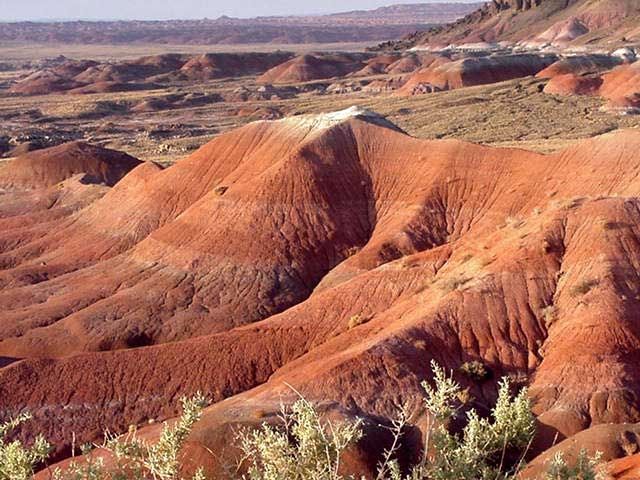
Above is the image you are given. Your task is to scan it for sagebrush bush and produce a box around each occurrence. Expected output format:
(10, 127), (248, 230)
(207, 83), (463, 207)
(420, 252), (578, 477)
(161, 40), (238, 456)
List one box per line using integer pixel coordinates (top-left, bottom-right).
(2, 367), (603, 480)
(238, 361), (536, 480)
(54, 393), (208, 480)
(0, 413), (50, 480)
(459, 360), (490, 382)
(239, 396), (363, 480)
(545, 449), (603, 480)
(384, 361), (536, 480)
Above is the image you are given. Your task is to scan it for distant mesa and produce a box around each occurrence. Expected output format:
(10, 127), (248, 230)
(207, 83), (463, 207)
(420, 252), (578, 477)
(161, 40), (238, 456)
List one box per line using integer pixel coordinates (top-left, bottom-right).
(384, 0), (640, 51)
(0, 2), (482, 46)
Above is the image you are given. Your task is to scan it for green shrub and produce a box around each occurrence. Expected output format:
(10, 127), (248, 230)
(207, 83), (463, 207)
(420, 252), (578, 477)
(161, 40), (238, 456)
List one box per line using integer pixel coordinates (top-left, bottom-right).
(239, 396), (363, 480)
(55, 393), (208, 480)
(570, 279), (599, 297)
(0, 413), (50, 480)
(407, 361), (536, 480)
(238, 362), (536, 480)
(545, 449), (603, 480)
(459, 361), (491, 382)
(0, 372), (605, 480)
(347, 314), (367, 330)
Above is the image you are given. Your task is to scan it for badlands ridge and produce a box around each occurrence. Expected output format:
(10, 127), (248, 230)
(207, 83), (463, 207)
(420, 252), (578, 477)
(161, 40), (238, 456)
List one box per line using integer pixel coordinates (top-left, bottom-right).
(3, 107), (640, 475)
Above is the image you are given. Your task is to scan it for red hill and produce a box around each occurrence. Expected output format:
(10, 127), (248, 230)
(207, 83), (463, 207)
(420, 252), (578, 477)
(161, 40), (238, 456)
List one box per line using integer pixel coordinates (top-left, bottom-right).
(3, 110), (640, 474)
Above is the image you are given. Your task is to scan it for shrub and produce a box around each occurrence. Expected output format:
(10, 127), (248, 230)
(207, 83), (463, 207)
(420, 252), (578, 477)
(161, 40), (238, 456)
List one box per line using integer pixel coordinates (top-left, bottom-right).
(239, 362), (536, 480)
(0, 413), (50, 480)
(541, 305), (558, 328)
(459, 361), (490, 382)
(438, 276), (472, 293)
(545, 449), (603, 480)
(0, 373), (604, 480)
(570, 279), (599, 297)
(347, 314), (373, 330)
(238, 396), (363, 480)
(409, 361), (536, 480)
(347, 314), (367, 330)
(54, 393), (208, 480)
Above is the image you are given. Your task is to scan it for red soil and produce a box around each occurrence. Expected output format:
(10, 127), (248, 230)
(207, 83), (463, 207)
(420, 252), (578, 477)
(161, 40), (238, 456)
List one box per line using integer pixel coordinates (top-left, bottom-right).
(544, 73), (604, 95)
(397, 54), (555, 94)
(536, 55), (623, 79)
(257, 53), (371, 84)
(3, 110), (640, 475)
(0, 141), (141, 190)
(543, 61), (640, 113)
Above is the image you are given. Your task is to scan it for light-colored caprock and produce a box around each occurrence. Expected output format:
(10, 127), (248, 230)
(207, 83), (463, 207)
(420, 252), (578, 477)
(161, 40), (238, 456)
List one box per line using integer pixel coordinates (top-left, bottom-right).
(274, 106), (404, 134)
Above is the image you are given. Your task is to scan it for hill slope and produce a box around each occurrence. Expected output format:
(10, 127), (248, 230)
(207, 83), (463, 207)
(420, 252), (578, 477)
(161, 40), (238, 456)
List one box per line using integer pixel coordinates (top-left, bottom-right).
(3, 109), (640, 472)
(388, 0), (640, 49)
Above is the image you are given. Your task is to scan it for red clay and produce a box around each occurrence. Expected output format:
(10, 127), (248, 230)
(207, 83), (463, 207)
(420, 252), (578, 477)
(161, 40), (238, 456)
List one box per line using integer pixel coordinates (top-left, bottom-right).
(3, 111), (640, 475)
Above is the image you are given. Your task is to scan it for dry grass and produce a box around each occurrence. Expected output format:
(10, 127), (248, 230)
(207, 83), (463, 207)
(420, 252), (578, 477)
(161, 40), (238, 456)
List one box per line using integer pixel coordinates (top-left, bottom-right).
(570, 279), (600, 297)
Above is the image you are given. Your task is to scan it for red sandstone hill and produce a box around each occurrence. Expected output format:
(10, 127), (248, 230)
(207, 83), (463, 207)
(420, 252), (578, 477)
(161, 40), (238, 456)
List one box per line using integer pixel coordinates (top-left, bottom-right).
(4, 108), (640, 473)
(9, 52), (295, 95)
(396, 53), (556, 94)
(543, 59), (640, 113)
(383, 0), (640, 50)
(257, 53), (372, 84)
(0, 141), (141, 190)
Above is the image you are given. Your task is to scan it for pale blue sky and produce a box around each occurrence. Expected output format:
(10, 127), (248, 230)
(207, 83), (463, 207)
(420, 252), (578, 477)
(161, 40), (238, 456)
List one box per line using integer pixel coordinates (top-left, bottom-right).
(0, 0), (480, 21)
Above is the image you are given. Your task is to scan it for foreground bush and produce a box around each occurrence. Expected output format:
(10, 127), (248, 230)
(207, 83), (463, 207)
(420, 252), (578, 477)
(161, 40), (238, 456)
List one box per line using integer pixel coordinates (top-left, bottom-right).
(54, 393), (207, 480)
(0, 413), (50, 480)
(239, 396), (363, 480)
(1, 365), (604, 479)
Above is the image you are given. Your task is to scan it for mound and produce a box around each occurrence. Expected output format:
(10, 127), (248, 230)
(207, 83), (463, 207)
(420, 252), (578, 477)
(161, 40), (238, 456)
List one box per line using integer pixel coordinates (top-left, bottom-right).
(543, 60), (640, 113)
(257, 53), (372, 84)
(536, 54), (624, 79)
(177, 52), (295, 81)
(397, 53), (555, 94)
(9, 69), (82, 95)
(10, 52), (294, 95)
(9, 58), (98, 95)
(543, 73), (603, 95)
(0, 141), (141, 190)
(4, 110), (640, 472)
(386, 52), (449, 74)
(65, 81), (155, 95)
(600, 61), (640, 112)
(351, 54), (401, 76)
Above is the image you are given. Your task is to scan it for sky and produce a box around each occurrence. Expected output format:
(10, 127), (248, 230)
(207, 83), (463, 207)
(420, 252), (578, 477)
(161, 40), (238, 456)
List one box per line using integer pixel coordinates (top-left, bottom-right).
(0, 0), (480, 22)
